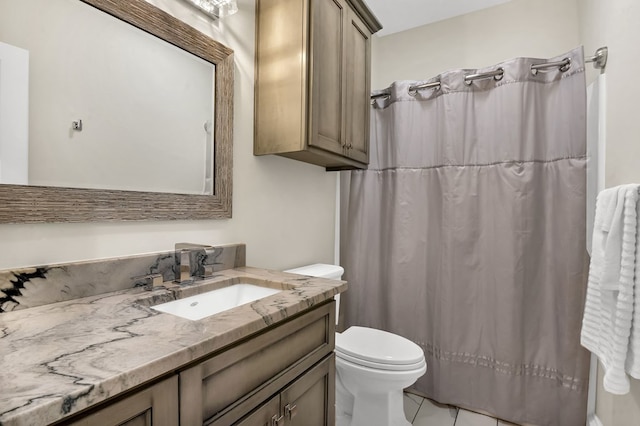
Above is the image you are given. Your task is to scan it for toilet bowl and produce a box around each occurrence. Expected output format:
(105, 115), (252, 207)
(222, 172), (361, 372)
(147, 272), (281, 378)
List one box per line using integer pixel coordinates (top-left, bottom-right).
(285, 264), (427, 426)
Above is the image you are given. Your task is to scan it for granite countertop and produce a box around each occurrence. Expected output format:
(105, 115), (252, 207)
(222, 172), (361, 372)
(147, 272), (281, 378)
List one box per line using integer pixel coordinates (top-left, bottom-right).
(0, 267), (346, 426)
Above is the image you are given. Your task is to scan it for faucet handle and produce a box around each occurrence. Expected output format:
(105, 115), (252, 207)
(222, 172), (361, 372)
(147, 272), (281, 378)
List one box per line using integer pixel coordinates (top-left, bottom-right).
(133, 273), (164, 290)
(202, 264), (215, 278)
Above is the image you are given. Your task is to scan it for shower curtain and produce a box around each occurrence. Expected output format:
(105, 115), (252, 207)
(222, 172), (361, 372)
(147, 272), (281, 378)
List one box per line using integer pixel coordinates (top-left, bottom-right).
(340, 47), (590, 426)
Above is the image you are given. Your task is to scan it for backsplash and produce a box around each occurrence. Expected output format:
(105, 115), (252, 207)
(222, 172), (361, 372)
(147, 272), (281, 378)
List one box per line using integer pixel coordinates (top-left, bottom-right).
(0, 243), (246, 312)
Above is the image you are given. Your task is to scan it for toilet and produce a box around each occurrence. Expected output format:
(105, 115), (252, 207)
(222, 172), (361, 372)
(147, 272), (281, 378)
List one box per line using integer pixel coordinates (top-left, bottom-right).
(285, 264), (427, 426)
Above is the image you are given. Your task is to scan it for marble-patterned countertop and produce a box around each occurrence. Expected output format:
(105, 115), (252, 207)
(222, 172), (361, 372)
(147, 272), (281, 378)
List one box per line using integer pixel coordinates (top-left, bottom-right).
(0, 267), (346, 426)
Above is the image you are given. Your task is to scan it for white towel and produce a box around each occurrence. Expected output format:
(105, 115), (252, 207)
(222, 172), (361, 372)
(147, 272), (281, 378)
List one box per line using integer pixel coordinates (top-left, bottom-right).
(588, 413), (604, 426)
(581, 184), (640, 395)
(626, 194), (640, 377)
(597, 188), (626, 289)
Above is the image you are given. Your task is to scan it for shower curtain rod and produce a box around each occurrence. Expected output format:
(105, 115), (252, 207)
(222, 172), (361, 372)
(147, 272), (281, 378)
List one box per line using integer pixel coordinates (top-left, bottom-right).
(370, 46), (609, 102)
(586, 46), (608, 69)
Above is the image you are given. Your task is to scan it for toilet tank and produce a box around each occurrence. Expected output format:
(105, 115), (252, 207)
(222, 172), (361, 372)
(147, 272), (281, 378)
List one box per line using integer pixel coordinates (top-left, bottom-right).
(284, 264), (344, 280)
(284, 264), (344, 326)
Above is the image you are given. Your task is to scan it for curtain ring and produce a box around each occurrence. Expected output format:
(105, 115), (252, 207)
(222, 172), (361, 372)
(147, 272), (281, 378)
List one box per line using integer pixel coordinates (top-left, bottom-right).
(464, 68), (504, 85)
(531, 58), (571, 75)
(370, 94), (390, 105)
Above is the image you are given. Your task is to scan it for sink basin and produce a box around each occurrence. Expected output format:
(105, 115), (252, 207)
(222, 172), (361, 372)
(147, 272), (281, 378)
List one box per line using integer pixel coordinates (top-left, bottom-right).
(151, 283), (282, 320)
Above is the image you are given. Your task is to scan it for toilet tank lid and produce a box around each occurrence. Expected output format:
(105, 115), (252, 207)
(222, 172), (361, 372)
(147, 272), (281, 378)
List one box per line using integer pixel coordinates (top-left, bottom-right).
(284, 264), (344, 280)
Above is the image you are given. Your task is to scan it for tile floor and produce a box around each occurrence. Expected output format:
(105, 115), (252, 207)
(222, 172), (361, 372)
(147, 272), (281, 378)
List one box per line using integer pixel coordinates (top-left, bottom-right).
(404, 392), (519, 426)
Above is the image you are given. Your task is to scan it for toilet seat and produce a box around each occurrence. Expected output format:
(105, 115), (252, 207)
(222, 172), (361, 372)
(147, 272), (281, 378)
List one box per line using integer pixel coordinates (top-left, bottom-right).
(335, 326), (425, 371)
(335, 349), (426, 371)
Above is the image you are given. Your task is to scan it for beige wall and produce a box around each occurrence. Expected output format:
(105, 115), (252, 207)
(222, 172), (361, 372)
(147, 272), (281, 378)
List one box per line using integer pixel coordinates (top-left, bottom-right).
(0, 0), (337, 271)
(579, 0), (640, 423)
(371, 0), (581, 90)
(579, 0), (640, 189)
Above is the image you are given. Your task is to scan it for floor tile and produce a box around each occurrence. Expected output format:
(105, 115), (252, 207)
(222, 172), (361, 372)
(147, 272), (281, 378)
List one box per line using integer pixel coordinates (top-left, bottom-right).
(497, 420), (520, 426)
(455, 409), (497, 426)
(412, 398), (457, 426)
(403, 393), (422, 423)
(404, 392), (424, 406)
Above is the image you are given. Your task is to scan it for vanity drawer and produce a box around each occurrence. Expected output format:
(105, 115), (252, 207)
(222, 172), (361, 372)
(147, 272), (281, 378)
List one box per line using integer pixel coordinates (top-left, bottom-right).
(180, 301), (335, 425)
(64, 376), (178, 426)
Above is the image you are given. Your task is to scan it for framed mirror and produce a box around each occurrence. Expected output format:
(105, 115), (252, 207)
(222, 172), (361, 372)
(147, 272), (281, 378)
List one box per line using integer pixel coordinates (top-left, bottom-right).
(0, 0), (233, 223)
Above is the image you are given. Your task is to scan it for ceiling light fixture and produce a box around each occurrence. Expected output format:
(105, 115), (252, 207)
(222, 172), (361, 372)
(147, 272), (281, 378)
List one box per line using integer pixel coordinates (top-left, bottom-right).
(183, 0), (238, 18)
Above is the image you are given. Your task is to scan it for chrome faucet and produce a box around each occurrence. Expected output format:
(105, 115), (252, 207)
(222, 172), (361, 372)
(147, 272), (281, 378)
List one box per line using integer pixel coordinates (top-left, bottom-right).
(174, 243), (216, 283)
(176, 248), (193, 283)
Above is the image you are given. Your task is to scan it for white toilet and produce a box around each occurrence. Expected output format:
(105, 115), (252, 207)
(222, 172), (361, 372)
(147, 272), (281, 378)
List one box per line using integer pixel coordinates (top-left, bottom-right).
(285, 264), (427, 426)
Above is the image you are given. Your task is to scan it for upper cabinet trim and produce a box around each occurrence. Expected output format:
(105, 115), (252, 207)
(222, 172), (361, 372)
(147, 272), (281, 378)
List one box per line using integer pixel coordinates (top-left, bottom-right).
(346, 0), (383, 33)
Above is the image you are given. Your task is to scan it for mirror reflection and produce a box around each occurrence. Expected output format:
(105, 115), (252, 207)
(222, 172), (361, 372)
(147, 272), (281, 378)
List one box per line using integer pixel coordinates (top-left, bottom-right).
(0, 0), (215, 195)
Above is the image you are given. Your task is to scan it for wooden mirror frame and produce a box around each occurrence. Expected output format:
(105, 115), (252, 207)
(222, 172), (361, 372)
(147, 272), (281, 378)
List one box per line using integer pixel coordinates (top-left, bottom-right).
(0, 0), (233, 223)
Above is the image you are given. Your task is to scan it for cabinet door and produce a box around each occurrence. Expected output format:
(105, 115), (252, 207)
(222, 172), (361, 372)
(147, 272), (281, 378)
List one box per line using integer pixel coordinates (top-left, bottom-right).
(67, 376), (178, 426)
(281, 355), (335, 426)
(182, 303), (334, 425)
(234, 395), (281, 426)
(254, 0), (308, 155)
(309, 0), (347, 155)
(344, 8), (371, 164)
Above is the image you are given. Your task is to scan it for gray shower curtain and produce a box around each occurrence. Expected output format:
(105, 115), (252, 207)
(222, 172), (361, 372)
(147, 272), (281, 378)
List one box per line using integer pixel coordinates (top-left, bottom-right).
(340, 47), (590, 426)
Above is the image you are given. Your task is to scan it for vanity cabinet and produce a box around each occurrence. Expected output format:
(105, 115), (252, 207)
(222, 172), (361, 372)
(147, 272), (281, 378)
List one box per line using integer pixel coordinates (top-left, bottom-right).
(65, 376), (178, 426)
(235, 356), (334, 426)
(59, 302), (335, 426)
(180, 302), (335, 425)
(254, 0), (382, 170)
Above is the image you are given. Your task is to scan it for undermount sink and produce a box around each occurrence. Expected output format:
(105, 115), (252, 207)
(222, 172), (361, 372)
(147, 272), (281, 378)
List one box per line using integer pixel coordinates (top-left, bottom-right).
(151, 283), (282, 321)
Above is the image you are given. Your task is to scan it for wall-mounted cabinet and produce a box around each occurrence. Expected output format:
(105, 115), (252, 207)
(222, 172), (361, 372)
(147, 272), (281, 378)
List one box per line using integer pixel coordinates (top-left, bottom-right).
(254, 0), (382, 170)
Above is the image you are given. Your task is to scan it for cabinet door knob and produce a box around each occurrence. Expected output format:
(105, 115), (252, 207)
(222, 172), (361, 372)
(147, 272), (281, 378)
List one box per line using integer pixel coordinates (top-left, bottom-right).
(271, 414), (284, 426)
(285, 403), (298, 419)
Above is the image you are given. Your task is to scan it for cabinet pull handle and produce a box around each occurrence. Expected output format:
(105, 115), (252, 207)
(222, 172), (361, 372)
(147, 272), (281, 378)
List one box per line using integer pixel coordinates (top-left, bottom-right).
(285, 403), (298, 419)
(271, 414), (284, 426)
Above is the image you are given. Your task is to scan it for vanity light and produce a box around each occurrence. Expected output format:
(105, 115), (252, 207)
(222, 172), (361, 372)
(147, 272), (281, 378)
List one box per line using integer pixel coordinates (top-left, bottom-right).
(183, 0), (238, 18)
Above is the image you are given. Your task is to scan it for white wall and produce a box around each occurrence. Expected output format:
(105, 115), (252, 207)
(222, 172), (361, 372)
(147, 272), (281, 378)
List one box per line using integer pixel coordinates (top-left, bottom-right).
(579, 0), (640, 423)
(0, 0), (337, 272)
(371, 0), (581, 90)
(579, 0), (640, 189)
